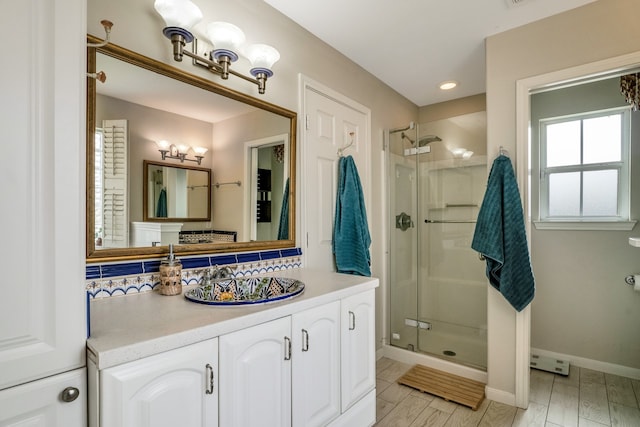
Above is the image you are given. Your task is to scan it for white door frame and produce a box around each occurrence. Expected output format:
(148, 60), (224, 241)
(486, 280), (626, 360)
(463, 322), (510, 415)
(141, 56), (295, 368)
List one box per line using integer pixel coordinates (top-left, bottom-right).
(514, 50), (640, 408)
(298, 74), (372, 266)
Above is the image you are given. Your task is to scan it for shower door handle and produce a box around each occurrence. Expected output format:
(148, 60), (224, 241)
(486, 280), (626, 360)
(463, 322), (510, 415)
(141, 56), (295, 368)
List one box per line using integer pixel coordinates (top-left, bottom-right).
(395, 212), (413, 231)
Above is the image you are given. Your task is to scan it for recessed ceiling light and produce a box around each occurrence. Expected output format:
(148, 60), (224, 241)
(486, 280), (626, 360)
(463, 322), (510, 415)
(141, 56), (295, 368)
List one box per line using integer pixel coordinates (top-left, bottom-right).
(439, 81), (458, 90)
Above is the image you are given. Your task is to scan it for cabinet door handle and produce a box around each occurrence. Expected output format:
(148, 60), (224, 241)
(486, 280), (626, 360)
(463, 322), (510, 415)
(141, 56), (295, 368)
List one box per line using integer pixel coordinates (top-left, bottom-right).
(60, 387), (80, 403)
(205, 363), (214, 394)
(284, 336), (292, 360)
(349, 311), (356, 330)
(301, 329), (309, 352)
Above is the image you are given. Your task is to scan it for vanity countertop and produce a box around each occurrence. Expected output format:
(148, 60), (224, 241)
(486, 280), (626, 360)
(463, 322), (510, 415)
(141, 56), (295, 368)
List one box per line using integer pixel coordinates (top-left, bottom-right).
(87, 268), (378, 370)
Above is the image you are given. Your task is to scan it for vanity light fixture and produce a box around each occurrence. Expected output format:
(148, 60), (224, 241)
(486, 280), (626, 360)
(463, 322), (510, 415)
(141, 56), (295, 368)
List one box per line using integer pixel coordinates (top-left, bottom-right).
(156, 140), (208, 165)
(153, 0), (280, 95)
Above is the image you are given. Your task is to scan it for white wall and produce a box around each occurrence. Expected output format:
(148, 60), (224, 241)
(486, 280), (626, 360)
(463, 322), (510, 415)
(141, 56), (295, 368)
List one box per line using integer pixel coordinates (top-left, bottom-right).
(88, 0), (418, 352)
(486, 0), (640, 397)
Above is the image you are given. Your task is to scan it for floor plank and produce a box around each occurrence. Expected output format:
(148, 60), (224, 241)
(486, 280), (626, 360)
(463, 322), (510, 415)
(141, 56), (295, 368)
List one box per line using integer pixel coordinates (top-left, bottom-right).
(478, 401), (517, 427)
(544, 383), (580, 427)
(609, 402), (640, 427)
(579, 381), (610, 425)
(512, 401), (548, 427)
(605, 374), (639, 409)
(377, 395), (433, 427)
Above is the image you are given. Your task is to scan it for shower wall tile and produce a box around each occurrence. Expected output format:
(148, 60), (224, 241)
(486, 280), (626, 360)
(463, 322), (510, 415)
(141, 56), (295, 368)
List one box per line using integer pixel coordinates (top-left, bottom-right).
(86, 248), (303, 300)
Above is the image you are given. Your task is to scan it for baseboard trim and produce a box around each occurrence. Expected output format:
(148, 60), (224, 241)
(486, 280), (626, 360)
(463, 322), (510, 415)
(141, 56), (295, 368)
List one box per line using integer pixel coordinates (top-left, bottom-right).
(381, 344), (487, 383)
(485, 387), (516, 407)
(531, 347), (640, 380)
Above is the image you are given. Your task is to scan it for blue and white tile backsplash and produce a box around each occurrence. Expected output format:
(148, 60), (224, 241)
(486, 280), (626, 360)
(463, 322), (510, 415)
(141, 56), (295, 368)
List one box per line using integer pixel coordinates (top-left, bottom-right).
(86, 247), (303, 299)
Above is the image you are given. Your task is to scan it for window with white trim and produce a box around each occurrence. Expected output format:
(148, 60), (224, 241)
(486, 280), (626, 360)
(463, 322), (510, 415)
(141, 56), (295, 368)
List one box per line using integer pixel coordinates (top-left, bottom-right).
(539, 107), (631, 222)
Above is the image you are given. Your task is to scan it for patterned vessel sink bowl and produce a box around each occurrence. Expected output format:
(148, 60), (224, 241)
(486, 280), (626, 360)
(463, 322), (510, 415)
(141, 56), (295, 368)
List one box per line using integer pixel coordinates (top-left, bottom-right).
(184, 277), (305, 306)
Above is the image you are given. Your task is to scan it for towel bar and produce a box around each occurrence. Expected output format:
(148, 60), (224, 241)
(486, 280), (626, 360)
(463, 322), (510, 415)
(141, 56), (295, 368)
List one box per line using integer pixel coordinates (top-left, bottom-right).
(424, 219), (476, 224)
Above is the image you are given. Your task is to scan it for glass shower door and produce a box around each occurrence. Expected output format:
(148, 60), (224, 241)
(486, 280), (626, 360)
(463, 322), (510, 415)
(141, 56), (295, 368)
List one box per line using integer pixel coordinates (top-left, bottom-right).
(417, 152), (488, 369)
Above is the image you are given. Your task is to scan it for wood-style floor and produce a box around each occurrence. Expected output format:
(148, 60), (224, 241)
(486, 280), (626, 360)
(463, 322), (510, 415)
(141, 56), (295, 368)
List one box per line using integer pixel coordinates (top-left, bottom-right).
(375, 357), (640, 427)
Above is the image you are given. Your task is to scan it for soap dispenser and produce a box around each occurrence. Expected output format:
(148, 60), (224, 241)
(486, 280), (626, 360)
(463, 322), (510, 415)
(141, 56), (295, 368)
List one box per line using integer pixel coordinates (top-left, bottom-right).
(159, 244), (183, 296)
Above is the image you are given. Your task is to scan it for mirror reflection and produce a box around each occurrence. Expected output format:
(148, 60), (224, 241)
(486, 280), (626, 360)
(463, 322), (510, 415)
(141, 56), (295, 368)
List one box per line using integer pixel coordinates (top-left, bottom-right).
(87, 38), (297, 261)
(143, 161), (211, 222)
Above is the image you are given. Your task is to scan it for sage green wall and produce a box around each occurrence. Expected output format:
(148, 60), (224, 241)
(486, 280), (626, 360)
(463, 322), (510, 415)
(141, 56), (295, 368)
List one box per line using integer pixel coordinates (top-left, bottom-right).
(487, 0), (640, 398)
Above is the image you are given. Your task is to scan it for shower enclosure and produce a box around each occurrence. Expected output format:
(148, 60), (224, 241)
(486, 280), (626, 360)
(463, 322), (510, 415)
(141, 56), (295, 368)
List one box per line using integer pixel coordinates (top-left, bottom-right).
(387, 113), (488, 370)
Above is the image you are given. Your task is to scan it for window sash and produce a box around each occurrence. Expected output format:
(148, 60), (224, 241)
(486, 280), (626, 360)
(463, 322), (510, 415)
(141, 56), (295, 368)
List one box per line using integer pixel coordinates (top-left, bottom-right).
(539, 107), (630, 222)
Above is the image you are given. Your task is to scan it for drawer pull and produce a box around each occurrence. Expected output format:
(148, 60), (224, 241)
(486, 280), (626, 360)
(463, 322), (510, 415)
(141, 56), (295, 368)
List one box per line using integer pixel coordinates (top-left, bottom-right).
(205, 363), (214, 394)
(284, 336), (292, 360)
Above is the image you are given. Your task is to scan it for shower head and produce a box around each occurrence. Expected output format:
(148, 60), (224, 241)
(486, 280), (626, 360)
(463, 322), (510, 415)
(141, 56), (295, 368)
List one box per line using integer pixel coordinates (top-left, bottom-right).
(402, 132), (442, 147)
(417, 135), (442, 146)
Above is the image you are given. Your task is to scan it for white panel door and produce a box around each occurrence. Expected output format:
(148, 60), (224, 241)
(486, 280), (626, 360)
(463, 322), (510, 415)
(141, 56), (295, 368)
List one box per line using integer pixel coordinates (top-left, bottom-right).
(0, 0), (86, 391)
(302, 80), (371, 271)
(341, 289), (376, 411)
(0, 368), (86, 427)
(100, 339), (218, 427)
(292, 301), (341, 427)
(220, 317), (292, 427)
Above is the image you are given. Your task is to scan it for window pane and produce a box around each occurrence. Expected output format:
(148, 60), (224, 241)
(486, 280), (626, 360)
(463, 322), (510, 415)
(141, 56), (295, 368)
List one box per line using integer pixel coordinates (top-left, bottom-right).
(546, 121), (581, 167)
(583, 170), (618, 216)
(548, 172), (580, 216)
(583, 115), (621, 164)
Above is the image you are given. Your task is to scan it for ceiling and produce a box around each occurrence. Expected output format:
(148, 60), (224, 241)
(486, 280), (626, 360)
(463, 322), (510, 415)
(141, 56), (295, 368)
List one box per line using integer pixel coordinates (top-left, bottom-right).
(263, 0), (598, 107)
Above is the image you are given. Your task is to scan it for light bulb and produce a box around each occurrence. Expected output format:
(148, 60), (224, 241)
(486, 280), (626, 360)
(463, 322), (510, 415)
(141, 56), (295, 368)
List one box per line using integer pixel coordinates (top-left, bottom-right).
(246, 44), (280, 77)
(154, 0), (203, 32)
(206, 22), (245, 61)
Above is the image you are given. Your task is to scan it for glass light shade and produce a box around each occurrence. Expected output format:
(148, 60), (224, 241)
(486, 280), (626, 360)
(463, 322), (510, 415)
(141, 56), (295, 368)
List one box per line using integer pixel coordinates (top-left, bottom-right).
(246, 44), (280, 74)
(176, 143), (191, 153)
(156, 140), (172, 150)
(154, 0), (203, 31)
(192, 146), (208, 156)
(206, 22), (245, 60)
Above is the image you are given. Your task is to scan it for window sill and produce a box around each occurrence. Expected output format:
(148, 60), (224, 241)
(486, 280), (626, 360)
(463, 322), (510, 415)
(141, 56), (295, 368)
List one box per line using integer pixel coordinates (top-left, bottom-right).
(533, 220), (637, 231)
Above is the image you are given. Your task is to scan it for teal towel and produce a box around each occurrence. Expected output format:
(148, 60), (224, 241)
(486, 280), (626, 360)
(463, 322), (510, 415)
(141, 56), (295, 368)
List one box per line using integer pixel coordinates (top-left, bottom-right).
(471, 155), (535, 311)
(156, 188), (167, 218)
(277, 178), (289, 240)
(333, 156), (371, 276)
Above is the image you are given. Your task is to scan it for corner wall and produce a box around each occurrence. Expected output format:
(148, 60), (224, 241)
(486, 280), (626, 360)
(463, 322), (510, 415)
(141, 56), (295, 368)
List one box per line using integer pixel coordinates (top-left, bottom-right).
(486, 0), (640, 399)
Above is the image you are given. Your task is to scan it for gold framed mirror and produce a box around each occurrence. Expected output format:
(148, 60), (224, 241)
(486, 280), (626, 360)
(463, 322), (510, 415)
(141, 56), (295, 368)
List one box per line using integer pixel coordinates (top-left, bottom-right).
(87, 36), (297, 262)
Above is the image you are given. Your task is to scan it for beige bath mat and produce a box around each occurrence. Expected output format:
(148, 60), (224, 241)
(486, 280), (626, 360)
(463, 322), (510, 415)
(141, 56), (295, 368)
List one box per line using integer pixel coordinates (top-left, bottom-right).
(397, 364), (485, 410)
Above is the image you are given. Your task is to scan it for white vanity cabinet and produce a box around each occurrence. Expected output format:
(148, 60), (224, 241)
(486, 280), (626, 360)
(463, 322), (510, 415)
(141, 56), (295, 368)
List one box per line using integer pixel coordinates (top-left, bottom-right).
(292, 301), (341, 427)
(88, 271), (378, 427)
(219, 316), (292, 427)
(340, 289), (376, 412)
(220, 295), (375, 427)
(99, 339), (218, 427)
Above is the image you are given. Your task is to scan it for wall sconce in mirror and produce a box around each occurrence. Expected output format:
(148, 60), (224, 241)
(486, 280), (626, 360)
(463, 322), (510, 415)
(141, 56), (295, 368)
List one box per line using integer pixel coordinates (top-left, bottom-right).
(154, 0), (280, 95)
(156, 140), (208, 165)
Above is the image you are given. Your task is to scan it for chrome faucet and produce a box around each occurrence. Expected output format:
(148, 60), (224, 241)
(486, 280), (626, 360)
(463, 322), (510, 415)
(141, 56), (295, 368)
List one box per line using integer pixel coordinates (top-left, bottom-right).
(211, 265), (233, 280)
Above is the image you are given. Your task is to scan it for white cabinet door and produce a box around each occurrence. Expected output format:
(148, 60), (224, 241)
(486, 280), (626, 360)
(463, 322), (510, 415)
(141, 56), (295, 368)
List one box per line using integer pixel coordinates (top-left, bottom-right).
(220, 317), (292, 427)
(341, 289), (376, 411)
(0, 0), (86, 391)
(101, 339), (218, 427)
(0, 368), (86, 427)
(292, 301), (341, 427)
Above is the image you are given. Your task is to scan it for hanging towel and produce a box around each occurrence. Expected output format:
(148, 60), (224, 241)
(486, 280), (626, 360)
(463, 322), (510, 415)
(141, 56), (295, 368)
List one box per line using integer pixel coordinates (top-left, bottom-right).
(333, 155), (371, 276)
(156, 188), (168, 218)
(277, 178), (290, 240)
(471, 155), (535, 311)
